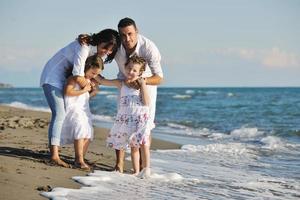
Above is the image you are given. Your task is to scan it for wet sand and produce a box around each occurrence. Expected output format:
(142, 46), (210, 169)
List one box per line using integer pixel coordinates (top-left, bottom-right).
(0, 105), (181, 200)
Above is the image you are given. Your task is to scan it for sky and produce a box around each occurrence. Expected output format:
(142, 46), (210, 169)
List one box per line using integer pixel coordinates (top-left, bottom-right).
(0, 0), (300, 87)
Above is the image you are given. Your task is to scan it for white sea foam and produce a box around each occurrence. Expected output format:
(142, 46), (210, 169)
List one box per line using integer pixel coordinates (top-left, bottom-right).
(97, 91), (117, 95)
(92, 114), (114, 123)
(230, 127), (264, 140)
(172, 94), (191, 99)
(185, 89), (195, 94)
(3, 101), (50, 112)
(105, 95), (118, 99)
(42, 142), (300, 200)
(166, 122), (189, 130)
(260, 136), (285, 150)
(181, 143), (251, 156)
(227, 92), (234, 97)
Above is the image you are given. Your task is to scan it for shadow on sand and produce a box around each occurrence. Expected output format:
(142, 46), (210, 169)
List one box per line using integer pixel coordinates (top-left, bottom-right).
(0, 146), (112, 171)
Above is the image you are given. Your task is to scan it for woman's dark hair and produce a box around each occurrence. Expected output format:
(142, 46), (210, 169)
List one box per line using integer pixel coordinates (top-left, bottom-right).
(118, 17), (137, 29)
(88, 29), (120, 63)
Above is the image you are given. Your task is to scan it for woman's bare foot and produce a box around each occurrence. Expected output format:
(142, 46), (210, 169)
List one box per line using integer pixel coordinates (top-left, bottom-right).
(49, 158), (70, 168)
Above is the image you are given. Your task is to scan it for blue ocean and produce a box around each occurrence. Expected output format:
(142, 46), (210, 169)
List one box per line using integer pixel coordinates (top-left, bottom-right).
(1, 87), (300, 199)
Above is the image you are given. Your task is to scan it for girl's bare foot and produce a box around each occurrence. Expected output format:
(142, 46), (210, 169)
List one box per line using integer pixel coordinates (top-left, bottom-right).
(74, 161), (91, 171)
(114, 164), (124, 173)
(132, 172), (139, 176)
(137, 167), (151, 179)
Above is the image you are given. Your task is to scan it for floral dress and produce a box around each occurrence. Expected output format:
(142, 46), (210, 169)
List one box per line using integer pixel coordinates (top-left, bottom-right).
(107, 83), (150, 150)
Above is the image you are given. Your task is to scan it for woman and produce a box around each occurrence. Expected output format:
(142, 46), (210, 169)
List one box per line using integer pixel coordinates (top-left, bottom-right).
(40, 29), (120, 167)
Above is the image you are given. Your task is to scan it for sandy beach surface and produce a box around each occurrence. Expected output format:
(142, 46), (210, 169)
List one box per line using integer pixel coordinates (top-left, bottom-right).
(0, 105), (181, 200)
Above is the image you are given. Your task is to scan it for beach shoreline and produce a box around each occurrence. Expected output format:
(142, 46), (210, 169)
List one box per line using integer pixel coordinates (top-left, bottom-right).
(0, 105), (181, 200)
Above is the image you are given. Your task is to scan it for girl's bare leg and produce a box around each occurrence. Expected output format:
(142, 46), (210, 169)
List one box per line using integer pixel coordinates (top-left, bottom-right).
(138, 135), (151, 178)
(115, 149), (125, 173)
(83, 139), (90, 157)
(131, 147), (140, 175)
(141, 144), (150, 169)
(74, 139), (89, 169)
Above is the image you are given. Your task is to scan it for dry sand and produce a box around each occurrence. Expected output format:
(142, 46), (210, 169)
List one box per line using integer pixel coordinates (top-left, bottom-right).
(0, 105), (181, 200)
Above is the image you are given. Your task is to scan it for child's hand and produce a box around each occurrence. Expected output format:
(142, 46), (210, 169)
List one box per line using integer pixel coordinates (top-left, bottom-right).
(126, 79), (140, 90)
(90, 78), (99, 88)
(137, 77), (146, 86)
(83, 84), (92, 92)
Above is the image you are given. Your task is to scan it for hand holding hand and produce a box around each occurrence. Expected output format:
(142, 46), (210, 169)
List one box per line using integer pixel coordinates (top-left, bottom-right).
(126, 79), (140, 90)
(137, 77), (146, 86)
(83, 83), (92, 92)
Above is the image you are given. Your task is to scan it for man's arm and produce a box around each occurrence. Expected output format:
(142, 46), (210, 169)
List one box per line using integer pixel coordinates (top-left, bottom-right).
(137, 77), (150, 106)
(144, 74), (163, 85)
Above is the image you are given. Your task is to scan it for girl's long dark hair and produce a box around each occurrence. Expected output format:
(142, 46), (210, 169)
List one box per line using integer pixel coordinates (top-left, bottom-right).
(88, 29), (120, 64)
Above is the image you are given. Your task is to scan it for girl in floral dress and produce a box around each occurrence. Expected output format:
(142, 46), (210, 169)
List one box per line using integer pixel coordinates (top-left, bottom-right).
(98, 55), (151, 178)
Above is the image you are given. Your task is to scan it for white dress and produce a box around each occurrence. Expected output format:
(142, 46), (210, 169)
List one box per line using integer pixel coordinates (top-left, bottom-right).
(107, 83), (150, 150)
(60, 83), (93, 145)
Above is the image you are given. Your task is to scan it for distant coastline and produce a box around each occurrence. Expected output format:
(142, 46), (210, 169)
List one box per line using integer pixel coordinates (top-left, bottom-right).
(0, 83), (13, 88)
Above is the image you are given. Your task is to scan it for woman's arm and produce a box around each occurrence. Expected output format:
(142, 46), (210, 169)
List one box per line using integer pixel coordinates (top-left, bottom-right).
(64, 77), (91, 96)
(137, 78), (150, 106)
(71, 42), (90, 88)
(73, 76), (89, 89)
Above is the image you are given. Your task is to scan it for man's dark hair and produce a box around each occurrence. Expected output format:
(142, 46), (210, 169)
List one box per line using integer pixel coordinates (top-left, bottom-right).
(118, 17), (137, 29)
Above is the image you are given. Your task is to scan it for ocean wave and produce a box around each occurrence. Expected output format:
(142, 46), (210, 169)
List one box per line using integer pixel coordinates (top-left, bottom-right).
(98, 91), (117, 95)
(158, 123), (213, 138)
(166, 122), (190, 130)
(92, 114), (114, 123)
(181, 143), (251, 156)
(185, 89), (195, 94)
(260, 136), (300, 153)
(227, 92), (235, 97)
(229, 127), (264, 140)
(2, 101), (50, 112)
(172, 94), (191, 99)
(105, 95), (118, 99)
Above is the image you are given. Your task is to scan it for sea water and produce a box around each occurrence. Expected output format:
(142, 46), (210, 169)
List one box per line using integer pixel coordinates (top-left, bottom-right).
(1, 87), (300, 199)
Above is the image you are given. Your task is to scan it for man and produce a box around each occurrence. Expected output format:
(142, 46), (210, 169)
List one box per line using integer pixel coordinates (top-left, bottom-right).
(113, 17), (164, 173)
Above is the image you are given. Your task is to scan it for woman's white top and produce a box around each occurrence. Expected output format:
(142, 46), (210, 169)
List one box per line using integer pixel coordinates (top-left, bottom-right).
(40, 40), (97, 89)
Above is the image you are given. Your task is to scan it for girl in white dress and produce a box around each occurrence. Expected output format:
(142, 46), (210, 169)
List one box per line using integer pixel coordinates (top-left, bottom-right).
(98, 55), (151, 177)
(61, 55), (103, 170)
